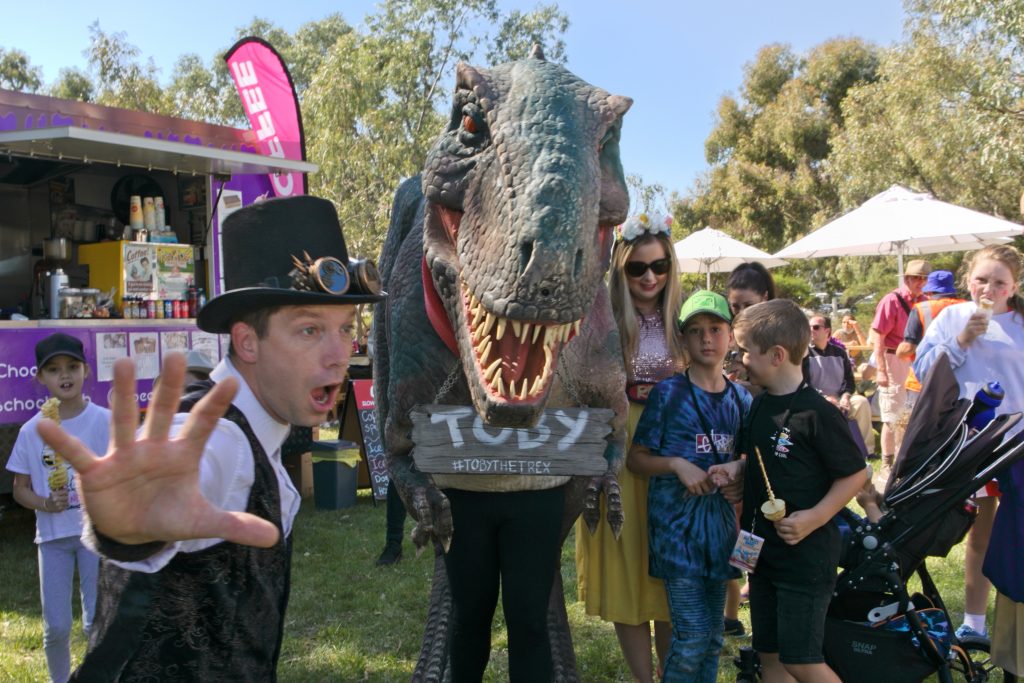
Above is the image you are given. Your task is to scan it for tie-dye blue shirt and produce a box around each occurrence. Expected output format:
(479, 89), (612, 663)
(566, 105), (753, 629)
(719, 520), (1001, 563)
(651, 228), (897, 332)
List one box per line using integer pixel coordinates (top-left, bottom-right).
(633, 372), (751, 580)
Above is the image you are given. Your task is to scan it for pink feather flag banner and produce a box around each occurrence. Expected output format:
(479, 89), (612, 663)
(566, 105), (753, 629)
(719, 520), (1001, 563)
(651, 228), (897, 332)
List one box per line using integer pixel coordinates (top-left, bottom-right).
(225, 37), (308, 198)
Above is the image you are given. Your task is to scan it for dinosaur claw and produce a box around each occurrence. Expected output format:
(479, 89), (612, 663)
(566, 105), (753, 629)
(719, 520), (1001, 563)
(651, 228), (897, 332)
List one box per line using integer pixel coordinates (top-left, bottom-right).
(602, 473), (624, 539)
(582, 475), (602, 534)
(406, 481), (453, 553)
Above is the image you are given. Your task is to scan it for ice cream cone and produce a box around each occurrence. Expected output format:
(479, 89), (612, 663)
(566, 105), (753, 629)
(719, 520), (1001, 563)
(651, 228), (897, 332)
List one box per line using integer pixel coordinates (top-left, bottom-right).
(978, 297), (994, 321)
(762, 498), (786, 521)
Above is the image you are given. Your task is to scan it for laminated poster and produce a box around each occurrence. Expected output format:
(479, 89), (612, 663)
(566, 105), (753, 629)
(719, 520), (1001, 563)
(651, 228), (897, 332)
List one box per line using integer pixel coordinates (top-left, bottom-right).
(191, 332), (220, 368)
(95, 332), (129, 382)
(124, 243), (156, 296)
(130, 333), (160, 380)
(160, 331), (189, 362)
(155, 245), (195, 300)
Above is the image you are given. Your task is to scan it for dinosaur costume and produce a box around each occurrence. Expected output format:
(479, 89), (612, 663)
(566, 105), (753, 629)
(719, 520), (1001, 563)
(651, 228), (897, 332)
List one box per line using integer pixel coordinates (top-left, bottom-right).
(374, 47), (631, 681)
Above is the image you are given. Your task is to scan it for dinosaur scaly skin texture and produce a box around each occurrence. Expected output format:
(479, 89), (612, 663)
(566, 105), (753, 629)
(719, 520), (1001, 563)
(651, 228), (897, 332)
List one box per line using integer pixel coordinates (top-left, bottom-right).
(374, 48), (630, 681)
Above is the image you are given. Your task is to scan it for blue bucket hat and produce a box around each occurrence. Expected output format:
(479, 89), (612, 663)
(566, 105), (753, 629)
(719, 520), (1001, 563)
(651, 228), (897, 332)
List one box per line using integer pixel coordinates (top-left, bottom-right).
(923, 270), (956, 296)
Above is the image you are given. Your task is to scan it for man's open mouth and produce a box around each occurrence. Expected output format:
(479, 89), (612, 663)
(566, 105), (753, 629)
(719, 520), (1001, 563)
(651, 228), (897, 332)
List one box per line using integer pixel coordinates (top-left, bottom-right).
(311, 384), (342, 410)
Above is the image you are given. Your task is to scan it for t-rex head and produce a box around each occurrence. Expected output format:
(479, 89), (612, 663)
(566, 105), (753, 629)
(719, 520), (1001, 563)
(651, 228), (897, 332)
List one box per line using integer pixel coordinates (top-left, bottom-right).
(422, 46), (632, 427)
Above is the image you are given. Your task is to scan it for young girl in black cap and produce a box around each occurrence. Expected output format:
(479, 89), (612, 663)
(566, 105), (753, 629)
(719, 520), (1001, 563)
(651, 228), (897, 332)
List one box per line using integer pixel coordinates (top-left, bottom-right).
(7, 333), (110, 683)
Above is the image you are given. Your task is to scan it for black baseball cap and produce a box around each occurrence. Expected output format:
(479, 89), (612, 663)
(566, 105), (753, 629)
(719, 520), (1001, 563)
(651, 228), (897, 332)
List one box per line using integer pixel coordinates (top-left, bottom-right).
(35, 333), (86, 369)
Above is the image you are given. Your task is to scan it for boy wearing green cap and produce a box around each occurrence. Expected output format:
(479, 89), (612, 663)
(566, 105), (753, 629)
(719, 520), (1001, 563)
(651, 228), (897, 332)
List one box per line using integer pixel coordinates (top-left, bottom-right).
(627, 290), (751, 682)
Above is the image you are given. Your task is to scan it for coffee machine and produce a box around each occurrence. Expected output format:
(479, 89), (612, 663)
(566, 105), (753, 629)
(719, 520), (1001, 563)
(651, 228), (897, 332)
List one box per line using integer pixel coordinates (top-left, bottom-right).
(34, 238), (70, 318)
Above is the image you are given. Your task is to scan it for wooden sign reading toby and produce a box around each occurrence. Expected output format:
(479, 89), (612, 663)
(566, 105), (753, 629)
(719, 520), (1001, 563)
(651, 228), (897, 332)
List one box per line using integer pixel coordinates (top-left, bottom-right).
(410, 405), (614, 476)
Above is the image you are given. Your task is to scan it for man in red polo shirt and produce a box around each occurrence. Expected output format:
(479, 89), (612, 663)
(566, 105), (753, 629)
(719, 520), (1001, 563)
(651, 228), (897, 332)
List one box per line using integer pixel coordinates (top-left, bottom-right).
(871, 259), (931, 475)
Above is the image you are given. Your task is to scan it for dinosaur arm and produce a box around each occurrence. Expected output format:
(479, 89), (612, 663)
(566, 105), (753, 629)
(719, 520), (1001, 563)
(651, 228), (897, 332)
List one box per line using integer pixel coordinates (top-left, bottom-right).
(570, 290), (627, 538)
(388, 451), (453, 553)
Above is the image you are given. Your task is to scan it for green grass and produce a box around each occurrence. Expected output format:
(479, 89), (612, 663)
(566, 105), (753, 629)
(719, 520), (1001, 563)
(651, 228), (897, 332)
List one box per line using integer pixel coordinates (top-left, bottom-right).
(0, 491), (990, 682)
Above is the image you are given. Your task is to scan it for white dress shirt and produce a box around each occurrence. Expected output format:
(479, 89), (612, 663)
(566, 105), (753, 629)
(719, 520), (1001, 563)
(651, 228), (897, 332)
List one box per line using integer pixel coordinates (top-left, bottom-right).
(94, 357), (300, 573)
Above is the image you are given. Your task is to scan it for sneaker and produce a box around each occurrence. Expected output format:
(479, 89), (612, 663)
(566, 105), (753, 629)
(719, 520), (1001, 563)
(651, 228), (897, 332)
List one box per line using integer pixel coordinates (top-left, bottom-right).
(724, 617), (746, 637)
(955, 624), (987, 642)
(375, 542), (403, 566)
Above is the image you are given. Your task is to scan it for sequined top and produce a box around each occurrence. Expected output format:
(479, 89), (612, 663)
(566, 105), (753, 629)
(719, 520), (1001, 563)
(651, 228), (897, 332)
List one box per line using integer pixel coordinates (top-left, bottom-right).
(630, 310), (676, 385)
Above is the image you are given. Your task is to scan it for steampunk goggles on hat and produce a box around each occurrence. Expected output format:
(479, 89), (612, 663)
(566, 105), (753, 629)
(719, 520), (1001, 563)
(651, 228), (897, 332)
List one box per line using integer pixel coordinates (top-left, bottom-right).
(288, 251), (382, 297)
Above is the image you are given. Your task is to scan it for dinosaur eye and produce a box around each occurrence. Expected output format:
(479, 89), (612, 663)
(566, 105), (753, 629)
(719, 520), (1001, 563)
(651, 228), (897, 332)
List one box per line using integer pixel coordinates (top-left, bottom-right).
(463, 115), (477, 133)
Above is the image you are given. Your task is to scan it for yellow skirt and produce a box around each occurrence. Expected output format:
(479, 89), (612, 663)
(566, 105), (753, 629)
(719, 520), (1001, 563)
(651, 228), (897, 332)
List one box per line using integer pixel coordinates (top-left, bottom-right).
(992, 591), (1024, 675)
(575, 402), (669, 624)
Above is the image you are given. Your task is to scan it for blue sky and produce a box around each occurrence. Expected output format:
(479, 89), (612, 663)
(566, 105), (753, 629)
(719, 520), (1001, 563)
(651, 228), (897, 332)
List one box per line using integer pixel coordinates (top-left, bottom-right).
(2, 1), (907, 201)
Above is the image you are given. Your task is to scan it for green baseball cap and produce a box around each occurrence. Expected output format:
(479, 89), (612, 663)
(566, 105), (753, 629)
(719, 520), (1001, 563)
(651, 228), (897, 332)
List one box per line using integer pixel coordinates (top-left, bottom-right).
(678, 290), (732, 329)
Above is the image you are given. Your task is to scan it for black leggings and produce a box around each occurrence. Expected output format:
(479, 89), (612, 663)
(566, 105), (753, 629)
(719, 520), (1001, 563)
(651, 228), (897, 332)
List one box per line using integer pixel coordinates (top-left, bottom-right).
(442, 486), (566, 683)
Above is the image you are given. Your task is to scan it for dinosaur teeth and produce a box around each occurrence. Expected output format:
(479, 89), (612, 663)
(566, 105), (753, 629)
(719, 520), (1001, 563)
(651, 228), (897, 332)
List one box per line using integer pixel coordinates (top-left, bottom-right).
(460, 283), (587, 402)
(485, 358), (502, 382)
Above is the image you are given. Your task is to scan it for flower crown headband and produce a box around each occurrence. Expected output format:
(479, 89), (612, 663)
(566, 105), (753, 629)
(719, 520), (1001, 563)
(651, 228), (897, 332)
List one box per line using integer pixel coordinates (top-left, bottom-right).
(615, 212), (672, 243)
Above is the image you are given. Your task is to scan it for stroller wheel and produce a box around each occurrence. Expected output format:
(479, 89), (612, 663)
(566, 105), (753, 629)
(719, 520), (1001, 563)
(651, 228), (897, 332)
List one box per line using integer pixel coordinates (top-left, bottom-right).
(949, 638), (1004, 683)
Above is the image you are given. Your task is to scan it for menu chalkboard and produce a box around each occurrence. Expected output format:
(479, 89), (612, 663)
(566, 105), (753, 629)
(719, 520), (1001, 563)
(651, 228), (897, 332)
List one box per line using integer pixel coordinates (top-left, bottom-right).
(343, 379), (389, 501)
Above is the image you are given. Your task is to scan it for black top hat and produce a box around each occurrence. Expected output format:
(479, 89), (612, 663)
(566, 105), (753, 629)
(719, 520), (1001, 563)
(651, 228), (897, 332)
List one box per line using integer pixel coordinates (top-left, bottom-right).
(198, 196), (386, 333)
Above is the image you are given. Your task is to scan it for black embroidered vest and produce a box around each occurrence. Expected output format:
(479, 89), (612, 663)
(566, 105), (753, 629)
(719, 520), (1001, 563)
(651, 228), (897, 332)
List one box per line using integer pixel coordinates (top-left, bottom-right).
(72, 384), (293, 682)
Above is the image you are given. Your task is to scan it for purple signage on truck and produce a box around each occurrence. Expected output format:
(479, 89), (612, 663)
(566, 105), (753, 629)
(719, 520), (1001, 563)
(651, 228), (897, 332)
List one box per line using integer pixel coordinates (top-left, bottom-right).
(0, 325), (221, 424)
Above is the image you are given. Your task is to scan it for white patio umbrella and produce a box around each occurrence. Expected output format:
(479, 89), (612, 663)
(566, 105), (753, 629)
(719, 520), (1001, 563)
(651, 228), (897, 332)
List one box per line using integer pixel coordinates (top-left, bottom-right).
(774, 185), (1022, 280)
(673, 226), (788, 288)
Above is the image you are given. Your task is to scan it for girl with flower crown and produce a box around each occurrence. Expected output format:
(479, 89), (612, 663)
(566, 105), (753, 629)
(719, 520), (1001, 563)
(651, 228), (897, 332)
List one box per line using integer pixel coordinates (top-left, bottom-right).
(576, 212), (686, 682)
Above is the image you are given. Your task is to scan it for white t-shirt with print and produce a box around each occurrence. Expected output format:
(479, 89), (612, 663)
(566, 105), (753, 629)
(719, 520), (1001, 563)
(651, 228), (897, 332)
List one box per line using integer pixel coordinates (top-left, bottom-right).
(6, 401), (111, 543)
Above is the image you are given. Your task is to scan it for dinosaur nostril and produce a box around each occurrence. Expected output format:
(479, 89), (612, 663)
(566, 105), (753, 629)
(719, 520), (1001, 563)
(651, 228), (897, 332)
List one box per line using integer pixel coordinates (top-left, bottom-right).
(540, 287), (551, 297)
(573, 248), (583, 279)
(519, 240), (534, 275)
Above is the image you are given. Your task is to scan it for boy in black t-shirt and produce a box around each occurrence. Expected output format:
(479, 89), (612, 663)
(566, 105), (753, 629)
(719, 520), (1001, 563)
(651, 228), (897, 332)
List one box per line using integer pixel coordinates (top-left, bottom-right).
(710, 300), (867, 682)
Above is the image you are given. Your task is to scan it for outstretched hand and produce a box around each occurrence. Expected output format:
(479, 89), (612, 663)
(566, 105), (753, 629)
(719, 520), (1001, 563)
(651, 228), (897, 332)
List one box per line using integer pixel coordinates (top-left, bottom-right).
(37, 354), (280, 549)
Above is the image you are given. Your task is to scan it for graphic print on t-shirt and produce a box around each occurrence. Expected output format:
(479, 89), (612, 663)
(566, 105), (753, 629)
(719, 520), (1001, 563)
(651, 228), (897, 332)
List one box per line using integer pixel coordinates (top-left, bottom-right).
(695, 432), (735, 455)
(771, 427), (793, 458)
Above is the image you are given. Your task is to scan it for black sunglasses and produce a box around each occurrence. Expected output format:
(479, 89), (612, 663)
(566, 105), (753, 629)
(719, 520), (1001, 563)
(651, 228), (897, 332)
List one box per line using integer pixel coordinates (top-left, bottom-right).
(810, 324), (827, 331)
(624, 258), (671, 278)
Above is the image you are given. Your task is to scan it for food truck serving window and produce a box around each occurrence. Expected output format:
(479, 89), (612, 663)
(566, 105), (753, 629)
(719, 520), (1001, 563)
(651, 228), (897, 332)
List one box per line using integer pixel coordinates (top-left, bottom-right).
(0, 126), (318, 177)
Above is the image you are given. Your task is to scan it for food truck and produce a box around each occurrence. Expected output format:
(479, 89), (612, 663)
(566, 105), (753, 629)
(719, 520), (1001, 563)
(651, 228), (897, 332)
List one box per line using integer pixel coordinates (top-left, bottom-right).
(0, 87), (316, 495)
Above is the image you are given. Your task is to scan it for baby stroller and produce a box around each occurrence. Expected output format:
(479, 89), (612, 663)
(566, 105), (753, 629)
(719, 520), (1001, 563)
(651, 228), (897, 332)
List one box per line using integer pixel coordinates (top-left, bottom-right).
(736, 355), (1024, 682)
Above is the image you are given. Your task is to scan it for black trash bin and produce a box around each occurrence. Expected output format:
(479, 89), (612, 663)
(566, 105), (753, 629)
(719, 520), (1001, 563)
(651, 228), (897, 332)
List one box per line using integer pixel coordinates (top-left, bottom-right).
(311, 439), (361, 510)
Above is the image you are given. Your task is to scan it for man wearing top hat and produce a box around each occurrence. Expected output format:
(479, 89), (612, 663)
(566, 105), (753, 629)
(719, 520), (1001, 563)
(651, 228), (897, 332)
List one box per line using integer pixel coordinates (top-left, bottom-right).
(37, 196), (384, 681)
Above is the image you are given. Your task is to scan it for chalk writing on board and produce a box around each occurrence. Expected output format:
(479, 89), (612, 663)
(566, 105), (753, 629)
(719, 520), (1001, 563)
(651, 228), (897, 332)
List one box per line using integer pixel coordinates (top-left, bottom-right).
(410, 404), (614, 476)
